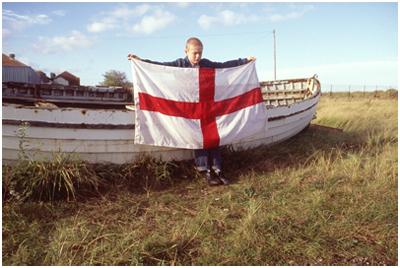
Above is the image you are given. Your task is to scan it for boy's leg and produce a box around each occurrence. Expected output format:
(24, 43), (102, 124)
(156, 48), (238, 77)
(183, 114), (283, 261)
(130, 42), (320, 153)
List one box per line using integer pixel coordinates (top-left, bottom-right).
(194, 149), (209, 172)
(210, 147), (230, 185)
(194, 149), (220, 186)
(210, 147), (222, 173)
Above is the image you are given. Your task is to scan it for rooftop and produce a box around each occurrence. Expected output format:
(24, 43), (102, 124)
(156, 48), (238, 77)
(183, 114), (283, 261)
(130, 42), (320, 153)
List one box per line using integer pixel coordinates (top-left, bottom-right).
(2, 53), (27, 67)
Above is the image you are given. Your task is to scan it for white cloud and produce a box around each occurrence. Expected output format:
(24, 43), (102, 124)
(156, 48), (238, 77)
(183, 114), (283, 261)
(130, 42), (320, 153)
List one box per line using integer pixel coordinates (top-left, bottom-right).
(87, 17), (118, 33)
(268, 5), (314, 22)
(87, 18), (116, 33)
(198, 5), (315, 29)
(198, 9), (258, 30)
(87, 4), (151, 33)
(198, 15), (217, 30)
(175, 3), (190, 8)
(87, 4), (177, 35)
(3, 9), (52, 31)
(131, 10), (176, 34)
(111, 4), (150, 19)
(33, 31), (93, 54)
(52, 10), (66, 16)
(220, 10), (238, 25)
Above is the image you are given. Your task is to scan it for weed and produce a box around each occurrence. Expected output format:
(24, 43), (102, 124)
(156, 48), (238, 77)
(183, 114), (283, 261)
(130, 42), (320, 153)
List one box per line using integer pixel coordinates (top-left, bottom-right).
(4, 153), (101, 202)
(16, 121), (30, 161)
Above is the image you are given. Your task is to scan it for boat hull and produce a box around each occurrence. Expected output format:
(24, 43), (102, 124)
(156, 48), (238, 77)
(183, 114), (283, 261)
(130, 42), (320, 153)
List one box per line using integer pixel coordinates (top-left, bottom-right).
(2, 77), (320, 164)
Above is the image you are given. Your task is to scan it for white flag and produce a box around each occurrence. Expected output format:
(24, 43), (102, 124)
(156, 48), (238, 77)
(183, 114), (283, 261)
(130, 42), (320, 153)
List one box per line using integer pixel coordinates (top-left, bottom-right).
(131, 59), (267, 149)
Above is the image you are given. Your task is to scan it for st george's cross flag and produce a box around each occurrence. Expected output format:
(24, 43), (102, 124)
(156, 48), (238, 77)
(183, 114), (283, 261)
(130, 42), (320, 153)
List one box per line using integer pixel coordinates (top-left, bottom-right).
(130, 59), (267, 149)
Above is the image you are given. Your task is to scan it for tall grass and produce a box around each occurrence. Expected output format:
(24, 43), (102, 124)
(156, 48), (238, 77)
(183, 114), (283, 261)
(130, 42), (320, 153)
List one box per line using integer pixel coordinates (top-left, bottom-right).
(2, 93), (397, 265)
(3, 153), (102, 202)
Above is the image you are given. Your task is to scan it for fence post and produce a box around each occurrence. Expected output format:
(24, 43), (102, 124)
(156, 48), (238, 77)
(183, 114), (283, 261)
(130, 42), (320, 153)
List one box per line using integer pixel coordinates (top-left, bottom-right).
(330, 85), (333, 97)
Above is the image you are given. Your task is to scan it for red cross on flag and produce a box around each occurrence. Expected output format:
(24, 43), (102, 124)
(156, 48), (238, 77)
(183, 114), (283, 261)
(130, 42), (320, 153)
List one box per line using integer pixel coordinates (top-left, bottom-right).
(131, 59), (268, 149)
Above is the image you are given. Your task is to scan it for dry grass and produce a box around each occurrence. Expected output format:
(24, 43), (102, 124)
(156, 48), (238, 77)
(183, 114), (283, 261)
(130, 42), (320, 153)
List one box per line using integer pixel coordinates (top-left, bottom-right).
(2, 92), (397, 265)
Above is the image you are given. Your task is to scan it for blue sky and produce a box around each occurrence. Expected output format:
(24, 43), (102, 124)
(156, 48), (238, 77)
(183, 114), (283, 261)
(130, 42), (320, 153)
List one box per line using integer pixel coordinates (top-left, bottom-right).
(2, 1), (398, 91)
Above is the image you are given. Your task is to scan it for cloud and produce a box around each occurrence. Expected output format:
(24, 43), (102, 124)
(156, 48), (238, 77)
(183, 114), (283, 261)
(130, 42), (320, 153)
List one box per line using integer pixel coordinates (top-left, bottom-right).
(267, 5), (314, 22)
(131, 10), (176, 34)
(175, 3), (190, 8)
(33, 31), (93, 54)
(52, 10), (66, 16)
(87, 4), (176, 35)
(198, 9), (258, 30)
(87, 4), (151, 33)
(87, 17), (118, 33)
(111, 4), (150, 19)
(198, 15), (216, 30)
(3, 9), (52, 31)
(198, 5), (315, 29)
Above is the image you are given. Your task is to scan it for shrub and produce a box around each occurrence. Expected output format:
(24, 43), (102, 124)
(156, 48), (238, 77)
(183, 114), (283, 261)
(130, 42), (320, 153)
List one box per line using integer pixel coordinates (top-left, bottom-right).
(4, 153), (102, 202)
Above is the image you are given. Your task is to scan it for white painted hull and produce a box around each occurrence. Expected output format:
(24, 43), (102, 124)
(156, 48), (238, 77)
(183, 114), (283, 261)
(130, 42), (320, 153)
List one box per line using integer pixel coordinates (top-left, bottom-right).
(3, 77), (320, 164)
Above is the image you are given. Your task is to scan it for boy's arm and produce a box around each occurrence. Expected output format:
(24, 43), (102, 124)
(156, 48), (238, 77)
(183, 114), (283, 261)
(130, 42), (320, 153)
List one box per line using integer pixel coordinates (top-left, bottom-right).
(127, 53), (182, 67)
(201, 56), (256, 68)
(141, 59), (182, 67)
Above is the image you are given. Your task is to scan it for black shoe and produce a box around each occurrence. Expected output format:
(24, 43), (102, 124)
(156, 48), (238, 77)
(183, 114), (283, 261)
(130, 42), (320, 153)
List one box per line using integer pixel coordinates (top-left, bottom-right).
(203, 171), (221, 186)
(215, 171), (230, 185)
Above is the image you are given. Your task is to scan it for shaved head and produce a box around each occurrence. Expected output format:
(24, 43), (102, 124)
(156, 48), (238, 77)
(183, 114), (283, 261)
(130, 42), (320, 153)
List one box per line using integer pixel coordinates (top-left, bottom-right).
(186, 37), (203, 49)
(185, 37), (203, 66)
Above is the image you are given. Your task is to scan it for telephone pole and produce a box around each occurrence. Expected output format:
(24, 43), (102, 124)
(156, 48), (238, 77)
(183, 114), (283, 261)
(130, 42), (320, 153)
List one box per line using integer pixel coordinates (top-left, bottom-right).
(273, 29), (276, 80)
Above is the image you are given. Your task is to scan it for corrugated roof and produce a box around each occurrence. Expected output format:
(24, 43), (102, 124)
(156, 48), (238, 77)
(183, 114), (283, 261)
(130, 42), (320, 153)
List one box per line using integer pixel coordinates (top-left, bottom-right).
(3, 66), (41, 84)
(2, 53), (27, 67)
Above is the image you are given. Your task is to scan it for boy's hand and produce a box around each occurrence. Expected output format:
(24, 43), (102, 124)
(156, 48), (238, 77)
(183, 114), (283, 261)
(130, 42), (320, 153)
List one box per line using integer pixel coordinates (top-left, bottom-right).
(128, 54), (141, 61)
(247, 56), (256, 61)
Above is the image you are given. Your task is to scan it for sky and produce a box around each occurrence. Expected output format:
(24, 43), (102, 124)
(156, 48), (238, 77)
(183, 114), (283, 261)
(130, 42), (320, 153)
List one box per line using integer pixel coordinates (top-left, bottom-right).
(2, 1), (398, 91)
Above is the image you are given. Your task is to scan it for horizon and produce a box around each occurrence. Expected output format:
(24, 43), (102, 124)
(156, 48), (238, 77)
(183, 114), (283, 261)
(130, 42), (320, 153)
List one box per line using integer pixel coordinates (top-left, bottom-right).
(2, 2), (398, 91)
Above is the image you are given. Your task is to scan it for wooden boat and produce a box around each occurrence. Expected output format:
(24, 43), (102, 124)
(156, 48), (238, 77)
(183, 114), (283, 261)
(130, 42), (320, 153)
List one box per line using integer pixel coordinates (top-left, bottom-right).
(2, 76), (321, 164)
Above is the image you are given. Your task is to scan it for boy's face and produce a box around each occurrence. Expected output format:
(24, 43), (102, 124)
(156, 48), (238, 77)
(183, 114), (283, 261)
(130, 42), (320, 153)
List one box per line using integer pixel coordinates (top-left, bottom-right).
(185, 44), (203, 66)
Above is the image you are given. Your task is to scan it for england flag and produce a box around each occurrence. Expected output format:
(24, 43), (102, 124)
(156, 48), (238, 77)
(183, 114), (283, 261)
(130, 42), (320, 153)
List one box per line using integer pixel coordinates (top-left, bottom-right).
(130, 59), (267, 149)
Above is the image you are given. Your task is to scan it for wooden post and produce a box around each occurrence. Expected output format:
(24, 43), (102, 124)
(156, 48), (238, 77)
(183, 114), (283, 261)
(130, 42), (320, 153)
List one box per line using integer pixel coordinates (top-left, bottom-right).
(330, 85), (333, 97)
(363, 85), (365, 97)
(348, 85), (351, 98)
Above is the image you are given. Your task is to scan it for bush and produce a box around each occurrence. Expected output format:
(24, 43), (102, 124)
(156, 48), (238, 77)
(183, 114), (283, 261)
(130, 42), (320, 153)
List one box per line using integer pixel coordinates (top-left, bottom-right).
(4, 153), (102, 202)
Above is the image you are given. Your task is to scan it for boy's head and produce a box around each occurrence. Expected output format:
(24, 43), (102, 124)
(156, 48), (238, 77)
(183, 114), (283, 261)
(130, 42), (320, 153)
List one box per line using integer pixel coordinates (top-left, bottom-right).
(185, 37), (203, 66)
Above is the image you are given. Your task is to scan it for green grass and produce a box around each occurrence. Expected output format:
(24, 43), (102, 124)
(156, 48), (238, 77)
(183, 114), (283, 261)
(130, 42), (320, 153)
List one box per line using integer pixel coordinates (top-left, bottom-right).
(2, 93), (397, 265)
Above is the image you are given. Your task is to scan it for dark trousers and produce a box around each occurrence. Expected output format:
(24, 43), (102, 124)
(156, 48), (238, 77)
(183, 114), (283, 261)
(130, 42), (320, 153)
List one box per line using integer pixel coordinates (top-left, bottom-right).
(194, 148), (222, 173)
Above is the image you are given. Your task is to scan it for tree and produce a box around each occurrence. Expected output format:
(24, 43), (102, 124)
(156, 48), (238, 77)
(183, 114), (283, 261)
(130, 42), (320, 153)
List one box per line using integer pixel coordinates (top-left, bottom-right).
(100, 70), (132, 88)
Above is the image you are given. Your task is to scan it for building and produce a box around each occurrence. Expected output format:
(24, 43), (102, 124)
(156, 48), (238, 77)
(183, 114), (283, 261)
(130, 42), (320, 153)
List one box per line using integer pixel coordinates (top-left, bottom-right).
(36, 70), (51, 84)
(2, 53), (41, 84)
(53, 71), (80, 86)
(2, 53), (81, 86)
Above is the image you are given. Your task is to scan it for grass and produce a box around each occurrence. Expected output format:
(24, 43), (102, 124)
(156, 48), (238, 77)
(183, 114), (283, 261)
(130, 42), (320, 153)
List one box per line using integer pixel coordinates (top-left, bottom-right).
(2, 92), (397, 265)
(3, 153), (102, 202)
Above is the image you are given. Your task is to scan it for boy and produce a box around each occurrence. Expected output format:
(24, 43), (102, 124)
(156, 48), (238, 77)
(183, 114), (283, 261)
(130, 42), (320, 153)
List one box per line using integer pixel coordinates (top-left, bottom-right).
(128, 37), (256, 186)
